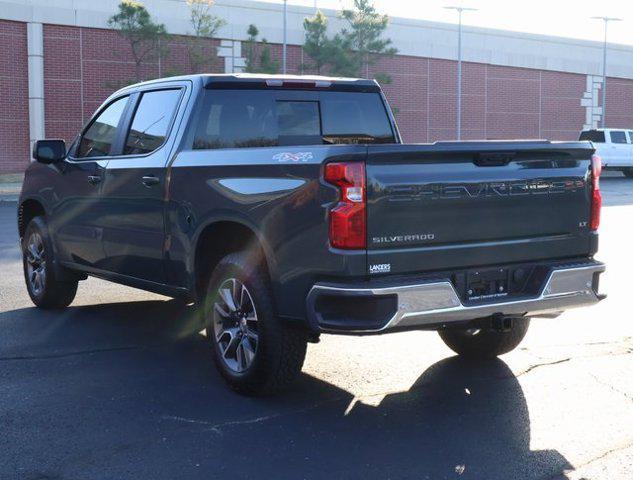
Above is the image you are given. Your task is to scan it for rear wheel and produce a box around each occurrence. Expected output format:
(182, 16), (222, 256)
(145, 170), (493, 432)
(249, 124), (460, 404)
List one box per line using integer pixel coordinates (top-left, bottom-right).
(438, 317), (530, 359)
(622, 168), (633, 178)
(22, 216), (78, 309)
(203, 252), (307, 395)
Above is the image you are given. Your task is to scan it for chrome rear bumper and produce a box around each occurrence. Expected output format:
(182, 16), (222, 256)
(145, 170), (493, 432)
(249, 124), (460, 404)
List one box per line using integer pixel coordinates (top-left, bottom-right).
(307, 262), (605, 333)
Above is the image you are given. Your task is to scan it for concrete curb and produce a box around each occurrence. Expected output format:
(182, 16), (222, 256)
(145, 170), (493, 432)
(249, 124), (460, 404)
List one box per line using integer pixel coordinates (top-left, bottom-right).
(0, 179), (21, 205)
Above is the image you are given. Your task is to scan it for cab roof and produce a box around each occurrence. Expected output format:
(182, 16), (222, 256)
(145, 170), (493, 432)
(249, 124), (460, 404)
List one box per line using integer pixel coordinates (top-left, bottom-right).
(125, 73), (381, 93)
(582, 127), (631, 132)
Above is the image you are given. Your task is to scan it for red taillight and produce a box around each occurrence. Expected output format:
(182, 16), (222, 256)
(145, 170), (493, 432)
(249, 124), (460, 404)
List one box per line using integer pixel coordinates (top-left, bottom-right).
(324, 162), (366, 249)
(590, 154), (602, 231)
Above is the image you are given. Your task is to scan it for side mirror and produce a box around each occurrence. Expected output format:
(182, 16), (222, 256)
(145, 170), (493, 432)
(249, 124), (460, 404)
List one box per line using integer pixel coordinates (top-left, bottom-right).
(32, 139), (66, 164)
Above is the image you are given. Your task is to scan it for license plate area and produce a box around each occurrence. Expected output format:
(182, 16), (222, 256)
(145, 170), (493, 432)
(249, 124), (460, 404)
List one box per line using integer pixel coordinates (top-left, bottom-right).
(452, 264), (545, 304)
(465, 268), (509, 301)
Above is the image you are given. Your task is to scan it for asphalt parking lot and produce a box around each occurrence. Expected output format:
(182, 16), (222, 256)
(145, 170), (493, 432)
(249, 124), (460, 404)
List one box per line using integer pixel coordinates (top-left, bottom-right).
(1, 174), (632, 480)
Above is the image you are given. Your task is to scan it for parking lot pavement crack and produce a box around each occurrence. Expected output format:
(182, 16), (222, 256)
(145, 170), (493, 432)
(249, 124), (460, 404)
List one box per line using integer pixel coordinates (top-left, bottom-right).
(587, 372), (633, 402)
(519, 343), (633, 365)
(520, 336), (633, 353)
(0, 344), (168, 361)
(162, 397), (346, 433)
(512, 357), (572, 377)
(544, 441), (633, 480)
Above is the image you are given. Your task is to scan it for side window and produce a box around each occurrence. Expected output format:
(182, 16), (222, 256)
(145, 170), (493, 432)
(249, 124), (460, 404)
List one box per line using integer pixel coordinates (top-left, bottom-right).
(610, 130), (628, 144)
(628, 131), (633, 143)
(77, 96), (128, 158)
(124, 89), (182, 155)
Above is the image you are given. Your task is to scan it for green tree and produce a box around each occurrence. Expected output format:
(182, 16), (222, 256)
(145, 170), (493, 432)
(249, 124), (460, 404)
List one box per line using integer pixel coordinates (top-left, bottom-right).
(244, 24), (259, 72)
(302, 11), (356, 77)
(301, 2), (396, 82)
(108, 0), (168, 82)
(338, 0), (397, 80)
(258, 39), (280, 74)
(303, 11), (330, 74)
(322, 33), (358, 77)
(186, 0), (225, 73)
(244, 24), (279, 74)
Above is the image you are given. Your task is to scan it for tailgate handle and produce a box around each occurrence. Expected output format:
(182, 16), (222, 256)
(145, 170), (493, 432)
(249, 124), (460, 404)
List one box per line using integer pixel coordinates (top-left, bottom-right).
(474, 153), (514, 167)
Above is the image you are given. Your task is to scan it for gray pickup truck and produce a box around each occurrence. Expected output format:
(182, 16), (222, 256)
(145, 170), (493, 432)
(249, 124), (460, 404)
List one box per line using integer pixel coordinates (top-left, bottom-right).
(19, 74), (605, 395)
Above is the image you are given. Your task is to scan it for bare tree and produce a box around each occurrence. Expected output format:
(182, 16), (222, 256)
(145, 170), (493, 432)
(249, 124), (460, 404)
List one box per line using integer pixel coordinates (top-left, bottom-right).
(186, 0), (226, 73)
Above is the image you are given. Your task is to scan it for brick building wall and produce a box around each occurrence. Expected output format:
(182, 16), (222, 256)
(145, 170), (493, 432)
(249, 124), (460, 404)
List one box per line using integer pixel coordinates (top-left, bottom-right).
(606, 77), (633, 128)
(0, 20), (29, 173)
(42, 24), (223, 149)
(3, 20), (633, 174)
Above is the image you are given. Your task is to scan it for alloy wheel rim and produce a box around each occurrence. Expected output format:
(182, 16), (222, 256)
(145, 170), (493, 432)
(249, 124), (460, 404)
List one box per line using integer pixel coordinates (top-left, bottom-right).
(212, 278), (259, 373)
(25, 232), (46, 296)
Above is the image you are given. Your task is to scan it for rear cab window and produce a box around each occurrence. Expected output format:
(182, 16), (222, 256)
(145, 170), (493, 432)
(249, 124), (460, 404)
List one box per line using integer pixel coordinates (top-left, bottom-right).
(193, 89), (396, 149)
(579, 130), (606, 143)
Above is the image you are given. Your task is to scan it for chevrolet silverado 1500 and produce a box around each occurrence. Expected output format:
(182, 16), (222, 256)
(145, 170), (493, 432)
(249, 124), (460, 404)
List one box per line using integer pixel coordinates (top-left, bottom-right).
(19, 74), (605, 394)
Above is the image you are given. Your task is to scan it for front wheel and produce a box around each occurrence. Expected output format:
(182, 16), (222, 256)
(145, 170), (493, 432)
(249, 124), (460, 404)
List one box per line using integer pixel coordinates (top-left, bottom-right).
(203, 252), (307, 395)
(22, 216), (78, 309)
(438, 317), (530, 359)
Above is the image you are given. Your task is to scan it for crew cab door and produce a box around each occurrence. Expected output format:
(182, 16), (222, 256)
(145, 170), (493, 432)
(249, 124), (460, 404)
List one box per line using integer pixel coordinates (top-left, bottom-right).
(99, 86), (185, 283)
(54, 95), (131, 268)
(608, 130), (629, 164)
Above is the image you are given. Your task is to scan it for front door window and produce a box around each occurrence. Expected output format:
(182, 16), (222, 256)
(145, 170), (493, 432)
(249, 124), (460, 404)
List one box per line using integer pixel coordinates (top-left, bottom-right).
(77, 96), (128, 158)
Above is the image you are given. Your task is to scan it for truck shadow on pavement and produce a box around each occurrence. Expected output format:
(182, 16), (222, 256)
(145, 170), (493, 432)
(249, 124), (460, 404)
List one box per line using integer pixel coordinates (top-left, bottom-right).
(1, 299), (573, 480)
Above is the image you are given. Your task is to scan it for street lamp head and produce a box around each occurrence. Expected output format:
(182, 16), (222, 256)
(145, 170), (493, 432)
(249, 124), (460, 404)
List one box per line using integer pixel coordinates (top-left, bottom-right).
(590, 16), (623, 22)
(444, 6), (479, 12)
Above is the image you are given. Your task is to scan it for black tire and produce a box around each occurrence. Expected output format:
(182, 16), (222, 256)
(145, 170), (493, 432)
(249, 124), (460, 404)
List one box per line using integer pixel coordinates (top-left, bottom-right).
(22, 216), (78, 309)
(622, 168), (633, 178)
(202, 252), (307, 395)
(438, 317), (530, 359)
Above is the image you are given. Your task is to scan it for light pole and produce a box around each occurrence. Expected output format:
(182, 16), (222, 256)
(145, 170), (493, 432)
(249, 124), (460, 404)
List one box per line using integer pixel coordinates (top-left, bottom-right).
(283, 0), (288, 74)
(591, 16), (622, 128)
(444, 6), (477, 140)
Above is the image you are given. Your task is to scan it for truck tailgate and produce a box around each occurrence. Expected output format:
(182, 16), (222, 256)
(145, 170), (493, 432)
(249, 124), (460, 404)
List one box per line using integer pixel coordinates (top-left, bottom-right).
(366, 141), (596, 275)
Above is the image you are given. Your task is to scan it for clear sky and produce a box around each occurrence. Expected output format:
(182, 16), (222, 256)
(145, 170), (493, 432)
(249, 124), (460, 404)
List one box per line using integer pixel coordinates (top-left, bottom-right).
(259, 0), (632, 46)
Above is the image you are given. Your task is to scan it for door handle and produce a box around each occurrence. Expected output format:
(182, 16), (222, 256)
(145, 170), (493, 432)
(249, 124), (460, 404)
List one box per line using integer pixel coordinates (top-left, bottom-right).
(141, 175), (160, 187)
(87, 175), (102, 185)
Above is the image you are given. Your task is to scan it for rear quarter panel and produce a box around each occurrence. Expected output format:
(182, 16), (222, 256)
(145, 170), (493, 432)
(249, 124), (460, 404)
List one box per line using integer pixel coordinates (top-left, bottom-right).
(167, 145), (367, 319)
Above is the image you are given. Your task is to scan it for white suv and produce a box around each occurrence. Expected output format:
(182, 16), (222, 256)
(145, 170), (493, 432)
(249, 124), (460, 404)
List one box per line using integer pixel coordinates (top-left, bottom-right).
(579, 128), (633, 177)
